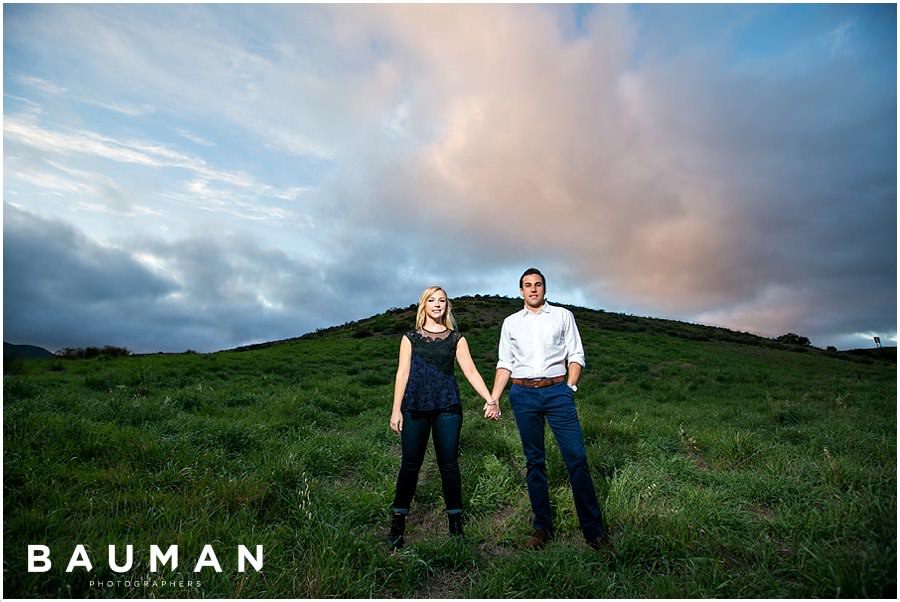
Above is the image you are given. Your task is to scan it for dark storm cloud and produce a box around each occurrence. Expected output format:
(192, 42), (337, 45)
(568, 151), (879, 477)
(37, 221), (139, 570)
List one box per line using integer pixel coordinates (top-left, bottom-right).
(4, 204), (177, 350)
(3, 204), (380, 353)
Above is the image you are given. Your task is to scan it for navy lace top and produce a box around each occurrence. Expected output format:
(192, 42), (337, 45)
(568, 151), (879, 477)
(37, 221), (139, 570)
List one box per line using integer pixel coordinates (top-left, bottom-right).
(401, 328), (462, 412)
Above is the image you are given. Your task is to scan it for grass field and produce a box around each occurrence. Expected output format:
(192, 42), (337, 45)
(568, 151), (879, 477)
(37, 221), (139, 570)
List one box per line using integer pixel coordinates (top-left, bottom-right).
(3, 297), (896, 598)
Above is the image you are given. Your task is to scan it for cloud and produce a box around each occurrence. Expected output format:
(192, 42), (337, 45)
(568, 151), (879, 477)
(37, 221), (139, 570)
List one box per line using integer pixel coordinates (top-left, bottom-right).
(3, 4), (895, 351)
(4, 113), (305, 220)
(4, 204), (176, 350)
(317, 5), (749, 303)
(16, 74), (66, 96)
(173, 128), (215, 147)
(83, 99), (157, 118)
(3, 204), (368, 352)
(5, 115), (164, 167)
(310, 4), (895, 346)
(7, 4), (341, 160)
(825, 20), (855, 57)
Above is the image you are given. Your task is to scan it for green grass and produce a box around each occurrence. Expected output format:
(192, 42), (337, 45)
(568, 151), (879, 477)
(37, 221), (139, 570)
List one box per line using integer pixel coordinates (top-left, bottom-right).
(4, 298), (896, 598)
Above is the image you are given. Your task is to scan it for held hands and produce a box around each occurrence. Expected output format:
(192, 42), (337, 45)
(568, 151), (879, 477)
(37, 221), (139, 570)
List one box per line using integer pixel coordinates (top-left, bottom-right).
(389, 411), (403, 434)
(483, 397), (501, 421)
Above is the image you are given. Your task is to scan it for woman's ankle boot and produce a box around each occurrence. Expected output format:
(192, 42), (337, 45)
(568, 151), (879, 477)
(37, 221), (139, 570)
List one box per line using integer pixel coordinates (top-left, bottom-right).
(388, 513), (406, 549)
(448, 513), (463, 537)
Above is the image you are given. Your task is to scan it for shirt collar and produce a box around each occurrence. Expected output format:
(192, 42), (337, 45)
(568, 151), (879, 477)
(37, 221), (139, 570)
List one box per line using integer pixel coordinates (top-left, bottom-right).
(520, 301), (552, 317)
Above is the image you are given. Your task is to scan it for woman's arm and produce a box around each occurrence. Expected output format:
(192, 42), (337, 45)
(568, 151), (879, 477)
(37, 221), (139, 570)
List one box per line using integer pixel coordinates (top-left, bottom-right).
(390, 336), (412, 434)
(456, 337), (500, 419)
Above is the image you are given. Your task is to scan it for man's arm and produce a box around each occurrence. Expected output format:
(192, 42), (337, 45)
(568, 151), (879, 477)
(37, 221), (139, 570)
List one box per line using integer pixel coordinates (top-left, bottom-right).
(563, 310), (586, 369)
(563, 309), (585, 388)
(496, 317), (515, 373)
(493, 317), (515, 403)
(491, 368), (512, 402)
(566, 361), (582, 388)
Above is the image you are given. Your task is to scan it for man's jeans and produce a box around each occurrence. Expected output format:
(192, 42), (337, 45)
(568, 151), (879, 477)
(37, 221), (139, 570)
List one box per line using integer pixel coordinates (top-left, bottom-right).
(509, 382), (605, 537)
(392, 405), (463, 515)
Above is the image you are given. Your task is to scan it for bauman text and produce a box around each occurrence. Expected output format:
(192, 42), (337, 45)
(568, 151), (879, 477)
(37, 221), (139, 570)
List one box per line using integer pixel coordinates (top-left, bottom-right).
(27, 544), (263, 573)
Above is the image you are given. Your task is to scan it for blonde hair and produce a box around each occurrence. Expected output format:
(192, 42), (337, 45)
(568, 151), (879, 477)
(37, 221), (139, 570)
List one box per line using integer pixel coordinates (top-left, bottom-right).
(415, 286), (457, 331)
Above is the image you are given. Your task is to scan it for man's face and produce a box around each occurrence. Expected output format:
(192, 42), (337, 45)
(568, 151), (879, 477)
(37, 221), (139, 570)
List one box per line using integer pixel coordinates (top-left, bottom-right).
(520, 274), (545, 310)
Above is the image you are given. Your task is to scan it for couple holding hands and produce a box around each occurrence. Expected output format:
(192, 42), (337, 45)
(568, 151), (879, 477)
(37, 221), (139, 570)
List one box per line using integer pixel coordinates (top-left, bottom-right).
(387, 268), (609, 551)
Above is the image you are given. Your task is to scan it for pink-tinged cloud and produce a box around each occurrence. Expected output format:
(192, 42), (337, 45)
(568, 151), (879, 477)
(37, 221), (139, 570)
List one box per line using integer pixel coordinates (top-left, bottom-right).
(320, 5), (774, 313)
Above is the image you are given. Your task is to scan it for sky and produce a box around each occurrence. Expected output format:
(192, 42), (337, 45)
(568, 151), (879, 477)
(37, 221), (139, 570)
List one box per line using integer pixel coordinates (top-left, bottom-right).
(3, 3), (897, 353)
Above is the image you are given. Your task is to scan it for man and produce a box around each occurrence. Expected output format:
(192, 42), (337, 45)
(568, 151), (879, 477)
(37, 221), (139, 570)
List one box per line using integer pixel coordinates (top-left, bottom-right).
(490, 268), (609, 550)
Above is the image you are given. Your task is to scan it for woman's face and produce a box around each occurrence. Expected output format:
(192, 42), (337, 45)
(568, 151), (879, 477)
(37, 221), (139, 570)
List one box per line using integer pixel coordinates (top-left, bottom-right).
(425, 291), (448, 322)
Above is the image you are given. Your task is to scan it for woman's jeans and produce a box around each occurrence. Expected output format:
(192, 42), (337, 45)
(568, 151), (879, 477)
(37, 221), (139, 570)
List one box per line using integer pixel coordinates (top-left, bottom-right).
(391, 405), (463, 515)
(509, 382), (605, 538)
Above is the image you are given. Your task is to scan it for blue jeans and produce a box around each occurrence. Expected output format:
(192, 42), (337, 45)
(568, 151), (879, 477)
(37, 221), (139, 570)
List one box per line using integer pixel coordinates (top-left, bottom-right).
(391, 405), (463, 515)
(509, 382), (605, 538)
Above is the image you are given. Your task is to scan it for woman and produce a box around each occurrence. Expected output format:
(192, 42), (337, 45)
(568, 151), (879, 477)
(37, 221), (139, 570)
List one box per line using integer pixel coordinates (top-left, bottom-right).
(387, 286), (500, 549)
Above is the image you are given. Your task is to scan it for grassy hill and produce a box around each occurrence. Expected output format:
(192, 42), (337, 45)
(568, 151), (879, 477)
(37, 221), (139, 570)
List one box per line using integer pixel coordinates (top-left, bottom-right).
(4, 342), (54, 360)
(3, 297), (896, 598)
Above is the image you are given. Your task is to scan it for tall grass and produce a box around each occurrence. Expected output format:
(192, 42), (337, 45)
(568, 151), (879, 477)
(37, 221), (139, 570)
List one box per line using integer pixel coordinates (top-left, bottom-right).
(4, 300), (896, 598)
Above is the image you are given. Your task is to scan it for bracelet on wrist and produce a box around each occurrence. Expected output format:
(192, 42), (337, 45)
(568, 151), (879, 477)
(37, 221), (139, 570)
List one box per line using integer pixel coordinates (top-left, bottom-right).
(486, 400), (498, 405)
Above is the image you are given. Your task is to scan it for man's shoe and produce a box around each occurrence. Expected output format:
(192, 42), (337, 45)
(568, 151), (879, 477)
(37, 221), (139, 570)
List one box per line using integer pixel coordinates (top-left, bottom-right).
(585, 531), (610, 550)
(525, 528), (552, 549)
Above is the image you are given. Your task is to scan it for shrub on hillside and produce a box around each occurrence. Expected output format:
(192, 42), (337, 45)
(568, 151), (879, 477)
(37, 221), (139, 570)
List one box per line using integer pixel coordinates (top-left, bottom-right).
(775, 333), (811, 346)
(59, 345), (132, 359)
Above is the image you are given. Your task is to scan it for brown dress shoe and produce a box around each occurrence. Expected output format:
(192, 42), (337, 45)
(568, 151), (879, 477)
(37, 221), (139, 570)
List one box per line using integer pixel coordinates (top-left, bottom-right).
(585, 531), (610, 550)
(525, 528), (552, 549)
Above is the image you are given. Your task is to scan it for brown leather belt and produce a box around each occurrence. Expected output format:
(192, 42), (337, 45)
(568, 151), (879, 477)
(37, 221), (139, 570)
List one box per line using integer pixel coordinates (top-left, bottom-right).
(511, 375), (566, 388)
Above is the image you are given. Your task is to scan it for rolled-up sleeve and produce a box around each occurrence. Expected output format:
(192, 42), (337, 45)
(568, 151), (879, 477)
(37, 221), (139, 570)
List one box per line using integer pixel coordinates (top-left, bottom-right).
(564, 310), (586, 367)
(496, 317), (516, 372)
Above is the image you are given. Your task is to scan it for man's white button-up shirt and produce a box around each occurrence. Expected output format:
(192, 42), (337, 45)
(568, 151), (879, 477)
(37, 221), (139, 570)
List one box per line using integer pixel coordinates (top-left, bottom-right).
(496, 302), (586, 379)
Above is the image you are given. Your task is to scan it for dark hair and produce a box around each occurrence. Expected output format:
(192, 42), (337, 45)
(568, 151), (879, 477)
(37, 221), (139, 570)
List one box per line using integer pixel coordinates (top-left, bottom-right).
(519, 268), (546, 289)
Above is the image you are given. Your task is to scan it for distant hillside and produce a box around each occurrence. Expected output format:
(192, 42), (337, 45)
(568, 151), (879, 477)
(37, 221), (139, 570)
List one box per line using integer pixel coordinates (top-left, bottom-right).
(235, 295), (770, 349)
(3, 298), (888, 363)
(842, 347), (897, 363)
(232, 295), (887, 363)
(3, 341), (54, 359)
